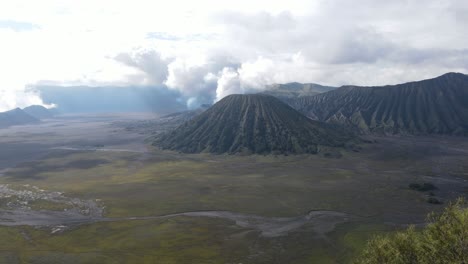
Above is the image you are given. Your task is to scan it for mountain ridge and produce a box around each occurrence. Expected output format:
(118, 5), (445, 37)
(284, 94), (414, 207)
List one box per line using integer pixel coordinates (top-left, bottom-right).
(154, 94), (354, 154)
(0, 108), (39, 128)
(262, 82), (336, 100)
(23, 105), (55, 119)
(289, 72), (468, 135)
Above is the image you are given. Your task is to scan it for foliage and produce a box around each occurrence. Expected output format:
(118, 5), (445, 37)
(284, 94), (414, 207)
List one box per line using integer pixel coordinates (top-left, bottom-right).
(354, 198), (468, 264)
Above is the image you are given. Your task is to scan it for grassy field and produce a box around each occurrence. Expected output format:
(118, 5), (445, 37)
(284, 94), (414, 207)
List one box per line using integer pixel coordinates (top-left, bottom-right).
(0, 217), (393, 263)
(0, 118), (467, 263)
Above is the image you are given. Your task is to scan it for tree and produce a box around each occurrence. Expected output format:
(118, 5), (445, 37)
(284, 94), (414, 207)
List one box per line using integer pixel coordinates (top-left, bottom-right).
(354, 198), (468, 264)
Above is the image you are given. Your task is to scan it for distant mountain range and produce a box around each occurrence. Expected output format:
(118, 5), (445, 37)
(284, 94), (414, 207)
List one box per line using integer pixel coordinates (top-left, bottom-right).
(154, 94), (353, 154)
(0, 108), (39, 128)
(23, 105), (55, 119)
(0, 105), (55, 129)
(285, 73), (468, 135)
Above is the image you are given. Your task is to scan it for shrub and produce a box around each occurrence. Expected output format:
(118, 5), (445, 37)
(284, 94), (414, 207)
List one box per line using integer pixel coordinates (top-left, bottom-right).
(354, 198), (468, 264)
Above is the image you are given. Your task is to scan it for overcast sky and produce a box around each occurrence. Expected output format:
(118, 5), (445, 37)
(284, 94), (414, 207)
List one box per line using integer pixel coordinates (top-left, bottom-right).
(0, 0), (467, 111)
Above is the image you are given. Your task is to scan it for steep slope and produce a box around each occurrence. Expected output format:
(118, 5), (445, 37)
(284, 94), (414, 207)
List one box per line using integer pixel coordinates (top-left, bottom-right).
(296, 73), (468, 135)
(0, 108), (39, 128)
(23, 105), (54, 119)
(262, 82), (336, 100)
(154, 94), (353, 154)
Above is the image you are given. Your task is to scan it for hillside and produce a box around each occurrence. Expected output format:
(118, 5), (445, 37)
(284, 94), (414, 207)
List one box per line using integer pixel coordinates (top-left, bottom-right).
(23, 105), (55, 119)
(294, 73), (468, 135)
(262, 82), (336, 100)
(114, 104), (210, 136)
(154, 94), (353, 154)
(0, 108), (39, 128)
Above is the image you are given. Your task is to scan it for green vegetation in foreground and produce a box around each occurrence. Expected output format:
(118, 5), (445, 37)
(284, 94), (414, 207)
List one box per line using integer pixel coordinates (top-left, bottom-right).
(0, 217), (234, 264)
(354, 198), (468, 264)
(0, 217), (390, 264)
(27, 199), (73, 211)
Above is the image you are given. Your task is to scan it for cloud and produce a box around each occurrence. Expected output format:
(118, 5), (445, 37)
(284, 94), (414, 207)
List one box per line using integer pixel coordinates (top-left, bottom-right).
(114, 50), (170, 85)
(1, 0), (468, 111)
(216, 68), (241, 101)
(0, 88), (53, 112)
(207, 1), (468, 88)
(0, 20), (39, 31)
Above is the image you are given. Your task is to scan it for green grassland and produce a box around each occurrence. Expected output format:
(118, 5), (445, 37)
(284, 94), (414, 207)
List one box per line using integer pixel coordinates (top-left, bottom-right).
(0, 136), (467, 263)
(0, 217), (390, 264)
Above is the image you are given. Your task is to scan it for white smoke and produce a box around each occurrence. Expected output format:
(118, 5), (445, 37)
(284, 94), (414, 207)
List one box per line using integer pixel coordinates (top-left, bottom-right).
(215, 67), (241, 101)
(214, 55), (318, 102)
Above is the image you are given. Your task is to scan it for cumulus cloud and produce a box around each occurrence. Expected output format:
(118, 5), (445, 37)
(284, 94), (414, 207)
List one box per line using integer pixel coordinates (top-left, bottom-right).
(206, 0), (468, 89)
(0, 89), (50, 112)
(1, 0), (467, 111)
(114, 50), (170, 85)
(165, 59), (218, 108)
